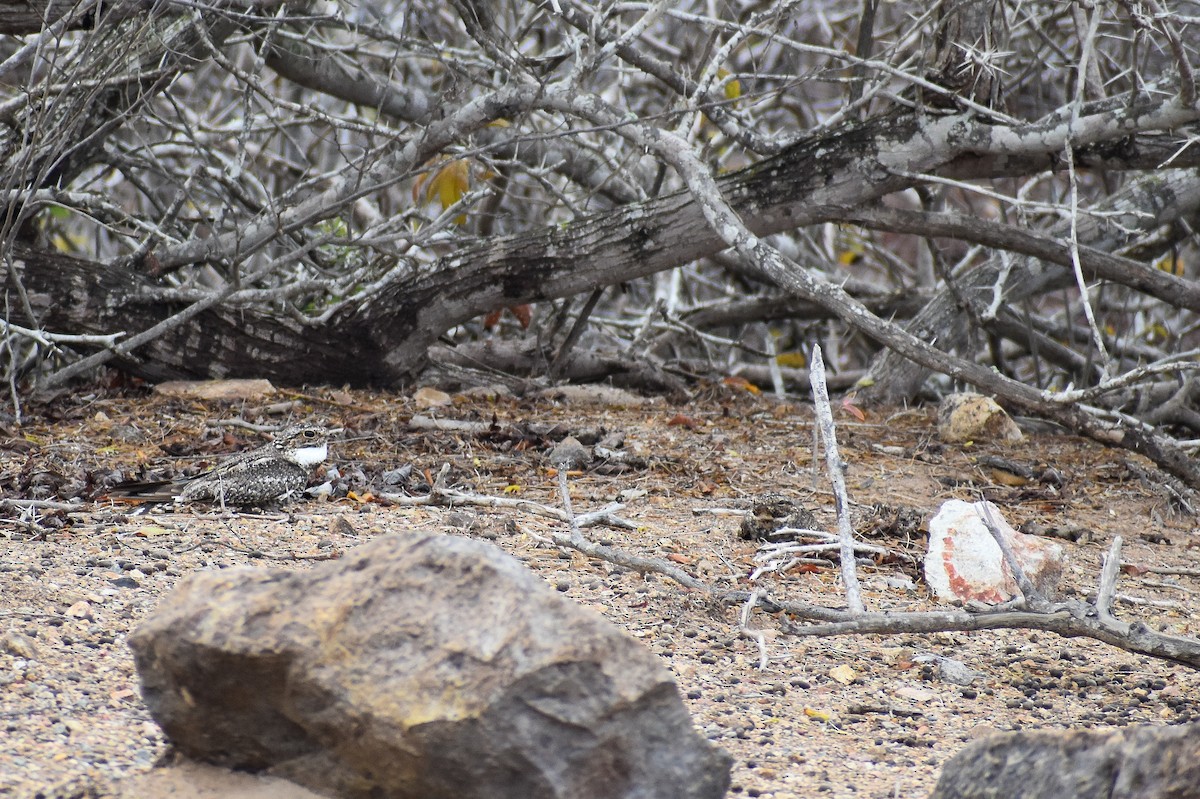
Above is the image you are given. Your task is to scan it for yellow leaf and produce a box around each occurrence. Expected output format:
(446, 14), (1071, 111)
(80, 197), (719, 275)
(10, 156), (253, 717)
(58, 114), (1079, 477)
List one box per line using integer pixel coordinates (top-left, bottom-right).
(803, 706), (832, 722)
(717, 67), (741, 101)
(775, 351), (807, 368)
(837, 248), (862, 266)
(829, 664), (858, 684)
(428, 159), (471, 211)
(722, 375), (761, 395)
(1144, 322), (1169, 343)
(503, 484), (522, 494)
(836, 226), (866, 266)
(1155, 254), (1185, 276)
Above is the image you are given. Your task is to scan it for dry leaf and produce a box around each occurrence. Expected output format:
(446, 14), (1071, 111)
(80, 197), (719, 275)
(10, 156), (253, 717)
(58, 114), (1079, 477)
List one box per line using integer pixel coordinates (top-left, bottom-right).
(666, 414), (701, 430)
(841, 396), (867, 421)
(508, 304), (533, 329)
(722, 375), (761, 395)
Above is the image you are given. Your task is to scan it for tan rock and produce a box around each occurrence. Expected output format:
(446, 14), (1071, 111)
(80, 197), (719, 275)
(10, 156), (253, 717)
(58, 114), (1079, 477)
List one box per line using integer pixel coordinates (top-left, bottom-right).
(412, 386), (452, 409)
(115, 761), (327, 799)
(937, 393), (1023, 443)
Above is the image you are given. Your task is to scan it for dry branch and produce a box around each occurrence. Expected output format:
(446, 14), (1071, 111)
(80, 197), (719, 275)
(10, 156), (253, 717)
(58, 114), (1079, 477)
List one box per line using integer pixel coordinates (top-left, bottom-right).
(808, 344), (864, 614)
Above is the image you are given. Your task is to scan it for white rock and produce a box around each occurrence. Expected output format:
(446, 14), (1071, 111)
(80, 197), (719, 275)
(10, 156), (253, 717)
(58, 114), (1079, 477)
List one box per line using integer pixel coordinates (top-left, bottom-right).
(924, 499), (1064, 604)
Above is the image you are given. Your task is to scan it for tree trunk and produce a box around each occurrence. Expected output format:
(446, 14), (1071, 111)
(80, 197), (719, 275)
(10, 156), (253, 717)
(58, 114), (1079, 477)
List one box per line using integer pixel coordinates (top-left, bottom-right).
(6, 106), (1200, 388)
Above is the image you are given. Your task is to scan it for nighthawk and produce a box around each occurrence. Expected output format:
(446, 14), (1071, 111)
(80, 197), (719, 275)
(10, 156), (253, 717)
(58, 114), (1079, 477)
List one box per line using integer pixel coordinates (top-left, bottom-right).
(111, 424), (329, 508)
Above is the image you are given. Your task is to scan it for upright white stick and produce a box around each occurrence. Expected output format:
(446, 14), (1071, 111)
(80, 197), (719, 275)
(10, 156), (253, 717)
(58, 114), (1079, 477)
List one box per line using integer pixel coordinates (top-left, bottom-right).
(809, 344), (864, 614)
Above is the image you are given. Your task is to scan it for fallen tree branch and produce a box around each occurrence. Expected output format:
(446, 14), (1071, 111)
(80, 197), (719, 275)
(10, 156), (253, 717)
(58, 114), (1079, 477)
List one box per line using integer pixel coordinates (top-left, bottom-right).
(738, 589), (771, 671)
(379, 485), (636, 530)
(443, 481), (1200, 669)
(386, 464), (1200, 671)
(770, 596), (1200, 670)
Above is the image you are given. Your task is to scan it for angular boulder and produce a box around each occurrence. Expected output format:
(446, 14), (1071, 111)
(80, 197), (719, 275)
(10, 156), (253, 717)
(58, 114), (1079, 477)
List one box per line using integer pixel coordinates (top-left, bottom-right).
(937, 393), (1023, 444)
(931, 723), (1200, 799)
(924, 499), (1064, 604)
(129, 533), (731, 799)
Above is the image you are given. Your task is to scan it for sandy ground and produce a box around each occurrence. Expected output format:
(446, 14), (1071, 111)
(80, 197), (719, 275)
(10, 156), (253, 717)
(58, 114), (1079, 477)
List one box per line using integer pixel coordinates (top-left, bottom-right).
(2, 386), (1199, 798)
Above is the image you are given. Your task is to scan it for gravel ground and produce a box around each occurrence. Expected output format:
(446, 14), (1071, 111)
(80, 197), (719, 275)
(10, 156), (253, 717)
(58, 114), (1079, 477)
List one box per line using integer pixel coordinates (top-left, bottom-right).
(2, 388), (1199, 798)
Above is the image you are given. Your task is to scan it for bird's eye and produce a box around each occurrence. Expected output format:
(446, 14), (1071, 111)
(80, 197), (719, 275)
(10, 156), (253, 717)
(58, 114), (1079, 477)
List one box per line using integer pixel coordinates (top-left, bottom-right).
(303, 429), (317, 438)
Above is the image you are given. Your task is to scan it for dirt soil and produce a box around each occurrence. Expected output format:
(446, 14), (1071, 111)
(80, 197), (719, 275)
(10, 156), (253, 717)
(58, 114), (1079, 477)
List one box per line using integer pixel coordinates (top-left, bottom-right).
(2, 383), (1199, 799)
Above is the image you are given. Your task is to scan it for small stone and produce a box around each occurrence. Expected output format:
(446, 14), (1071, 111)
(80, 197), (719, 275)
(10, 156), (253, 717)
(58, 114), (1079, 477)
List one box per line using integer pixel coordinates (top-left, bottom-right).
(0, 630), (39, 659)
(65, 601), (95, 621)
(548, 436), (590, 470)
(937, 393), (1023, 443)
(330, 516), (356, 537)
(380, 466), (412, 486)
(413, 386), (452, 409)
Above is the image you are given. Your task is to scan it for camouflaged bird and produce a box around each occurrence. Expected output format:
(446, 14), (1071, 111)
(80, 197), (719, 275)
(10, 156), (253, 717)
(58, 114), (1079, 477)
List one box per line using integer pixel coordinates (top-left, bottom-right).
(111, 425), (329, 508)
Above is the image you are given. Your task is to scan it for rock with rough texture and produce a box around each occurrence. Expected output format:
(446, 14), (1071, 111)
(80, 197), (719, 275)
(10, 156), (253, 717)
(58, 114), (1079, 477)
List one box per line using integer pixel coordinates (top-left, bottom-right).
(130, 533), (732, 799)
(924, 499), (1064, 604)
(930, 723), (1200, 799)
(937, 393), (1023, 443)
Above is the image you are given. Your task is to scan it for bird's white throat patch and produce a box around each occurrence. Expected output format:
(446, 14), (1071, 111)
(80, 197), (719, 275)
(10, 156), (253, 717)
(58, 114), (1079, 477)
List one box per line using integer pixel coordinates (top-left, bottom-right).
(291, 443), (328, 467)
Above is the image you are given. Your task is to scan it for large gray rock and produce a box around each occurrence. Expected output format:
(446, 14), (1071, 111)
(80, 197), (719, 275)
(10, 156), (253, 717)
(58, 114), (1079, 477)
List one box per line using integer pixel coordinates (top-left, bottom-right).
(931, 723), (1200, 799)
(130, 533), (731, 799)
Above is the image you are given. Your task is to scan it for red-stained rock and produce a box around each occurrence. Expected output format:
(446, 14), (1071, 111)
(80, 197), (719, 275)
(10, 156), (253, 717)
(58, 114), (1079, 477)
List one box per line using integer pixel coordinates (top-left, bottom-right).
(924, 499), (1064, 604)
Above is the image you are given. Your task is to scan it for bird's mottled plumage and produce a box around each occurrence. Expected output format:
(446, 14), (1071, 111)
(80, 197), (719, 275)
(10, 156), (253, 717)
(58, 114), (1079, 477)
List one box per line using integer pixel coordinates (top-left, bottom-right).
(113, 425), (329, 508)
